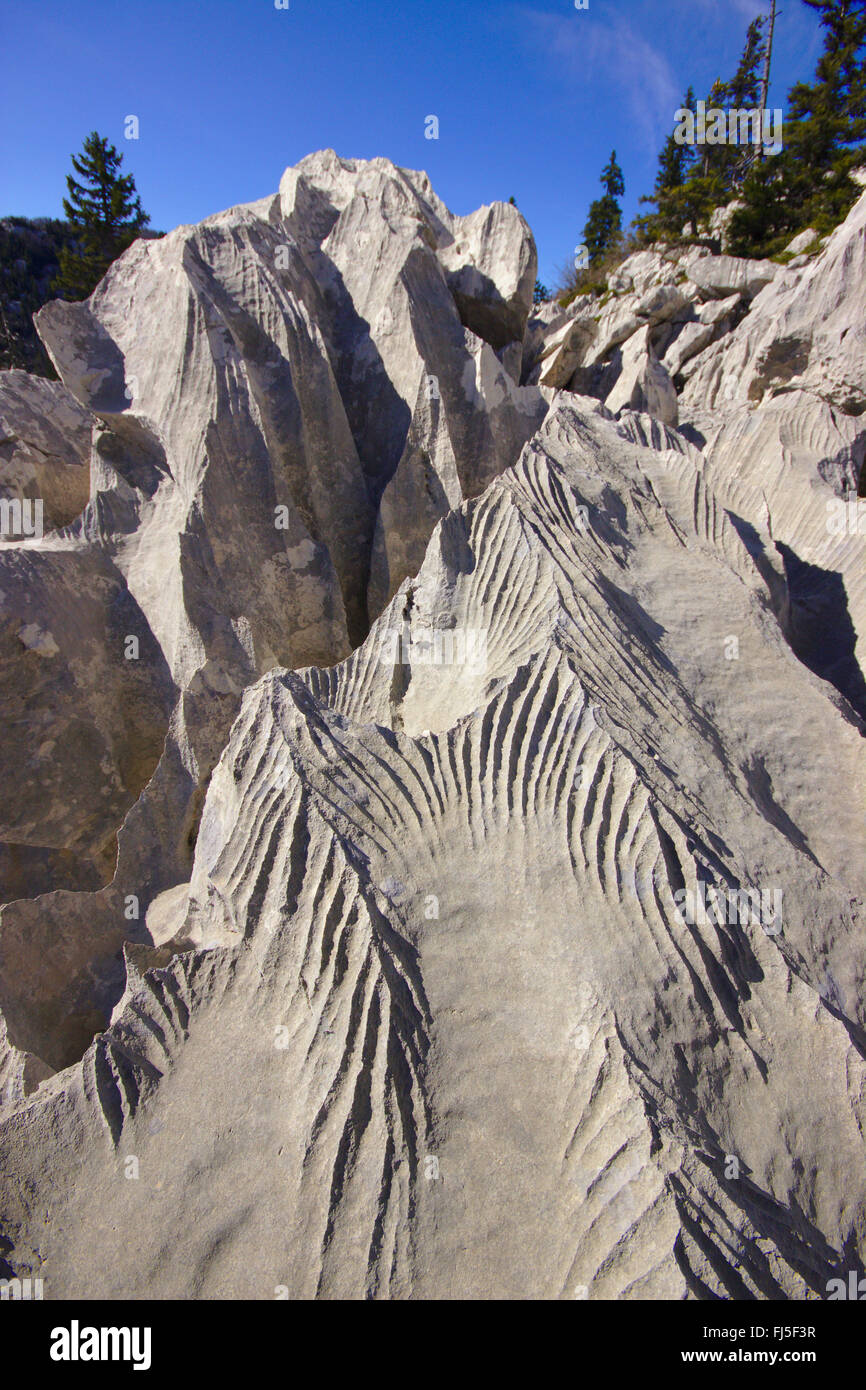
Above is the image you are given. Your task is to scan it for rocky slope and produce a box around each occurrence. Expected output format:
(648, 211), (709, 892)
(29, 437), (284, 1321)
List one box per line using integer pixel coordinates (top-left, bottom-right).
(0, 151), (864, 1300)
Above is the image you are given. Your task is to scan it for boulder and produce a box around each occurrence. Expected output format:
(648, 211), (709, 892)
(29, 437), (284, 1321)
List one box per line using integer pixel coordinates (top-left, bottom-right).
(687, 253), (778, 300)
(784, 227), (819, 257)
(634, 281), (691, 325)
(609, 248), (669, 297)
(698, 290), (742, 325)
(661, 319), (716, 378)
(529, 312), (598, 389)
(604, 325), (679, 425)
(660, 293), (742, 376)
(707, 199), (744, 251)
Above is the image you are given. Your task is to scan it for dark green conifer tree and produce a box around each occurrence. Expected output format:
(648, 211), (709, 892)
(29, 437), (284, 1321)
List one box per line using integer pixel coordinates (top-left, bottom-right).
(722, 17), (767, 185)
(54, 132), (149, 300)
(583, 150), (625, 265)
(730, 0), (866, 254)
(636, 86), (697, 239)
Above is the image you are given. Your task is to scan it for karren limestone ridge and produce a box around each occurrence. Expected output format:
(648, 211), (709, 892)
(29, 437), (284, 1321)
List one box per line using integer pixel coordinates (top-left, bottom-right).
(0, 150), (864, 1300)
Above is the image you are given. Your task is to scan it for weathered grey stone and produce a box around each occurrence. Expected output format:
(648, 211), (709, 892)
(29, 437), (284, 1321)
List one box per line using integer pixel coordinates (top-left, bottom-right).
(784, 227), (819, 256)
(604, 325), (679, 425)
(661, 319), (717, 377)
(681, 187), (866, 414)
(698, 291), (742, 325)
(706, 199), (744, 251)
(531, 313), (598, 389)
(634, 282), (691, 325)
(687, 253), (778, 300)
(0, 371), (91, 536)
(0, 151), (547, 1062)
(0, 155), (863, 1306)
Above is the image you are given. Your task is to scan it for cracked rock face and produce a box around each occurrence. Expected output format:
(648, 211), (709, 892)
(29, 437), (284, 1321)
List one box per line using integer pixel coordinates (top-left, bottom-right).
(0, 154), (865, 1302)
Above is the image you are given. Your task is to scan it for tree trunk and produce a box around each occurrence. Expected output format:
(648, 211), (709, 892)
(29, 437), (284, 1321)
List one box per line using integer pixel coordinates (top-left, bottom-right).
(757, 0), (778, 162)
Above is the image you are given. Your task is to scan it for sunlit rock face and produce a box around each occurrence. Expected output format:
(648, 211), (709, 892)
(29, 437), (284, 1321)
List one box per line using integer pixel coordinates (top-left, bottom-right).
(0, 156), (864, 1303)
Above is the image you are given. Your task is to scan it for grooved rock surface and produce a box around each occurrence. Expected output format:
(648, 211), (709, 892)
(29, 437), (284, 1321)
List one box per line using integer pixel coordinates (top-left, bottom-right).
(0, 155), (864, 1302)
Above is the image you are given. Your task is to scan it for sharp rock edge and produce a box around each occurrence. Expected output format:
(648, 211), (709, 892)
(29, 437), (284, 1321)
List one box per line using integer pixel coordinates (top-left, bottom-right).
(0, 152), (864, 1301)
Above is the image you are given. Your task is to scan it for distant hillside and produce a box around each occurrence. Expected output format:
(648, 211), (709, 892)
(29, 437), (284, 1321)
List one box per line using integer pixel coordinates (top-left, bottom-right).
(0, 218), (77, 377)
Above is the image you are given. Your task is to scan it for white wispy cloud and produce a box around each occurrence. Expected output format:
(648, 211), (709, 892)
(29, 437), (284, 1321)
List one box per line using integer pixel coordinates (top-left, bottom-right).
(509, 5), (680, 155)
(692, 0), (768, 21)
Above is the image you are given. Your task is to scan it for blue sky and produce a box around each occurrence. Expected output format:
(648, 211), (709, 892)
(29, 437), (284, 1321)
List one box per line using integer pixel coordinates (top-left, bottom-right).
(2, 0), (824, 288)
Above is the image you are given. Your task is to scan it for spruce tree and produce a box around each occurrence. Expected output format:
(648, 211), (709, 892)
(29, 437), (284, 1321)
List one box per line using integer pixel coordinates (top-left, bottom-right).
(600, 150), (625, 201)
(785, 0), (866, 221)
(724, 17), (767, 184)
(729, 0), (866, 255)
(698, 78), (730, 180)
(583, 150), (625, 265)
(728, 17), (766, 107)
(636, 15), (771, 247)
(54, 132), (149, 300)
(636, 86), (697, 239)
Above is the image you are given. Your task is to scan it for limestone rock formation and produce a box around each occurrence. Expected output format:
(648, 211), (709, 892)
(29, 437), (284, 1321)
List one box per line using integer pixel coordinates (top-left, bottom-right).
(686, 253), (778, 301)
(0, 371), (91, 535)
(680, 190), (866, 416)
(0, 154), (864, 1302)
